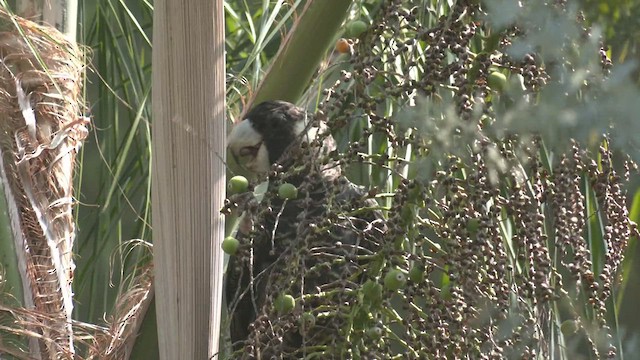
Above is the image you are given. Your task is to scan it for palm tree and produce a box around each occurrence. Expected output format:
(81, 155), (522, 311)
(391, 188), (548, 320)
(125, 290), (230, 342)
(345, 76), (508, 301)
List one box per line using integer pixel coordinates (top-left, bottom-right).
(151, 0), (225, 358)
(1, 0), (640, 359)
(0, 3), (83, 357)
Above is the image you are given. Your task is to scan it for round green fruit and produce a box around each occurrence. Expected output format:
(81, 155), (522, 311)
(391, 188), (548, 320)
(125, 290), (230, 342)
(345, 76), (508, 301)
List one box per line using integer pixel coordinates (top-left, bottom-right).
(346, 20), (368, 38)
(407, 184), (423, 203)
(221, 236), (240, 255)
(400, 205), (417, 224)
(275, 293), (296, 314)
(467, 218), (480, 235)
(487, 71), (507, 92)
(299, 312), (316, 329)
(278, 183), (298, 200)
(409, 266), (424, 283)
(560, 320), (579, 335)
(227, 175), (249, 194)
(362, 280), (383, 306)
(366, 326), (383, 339)
(384, 268), (407, 291)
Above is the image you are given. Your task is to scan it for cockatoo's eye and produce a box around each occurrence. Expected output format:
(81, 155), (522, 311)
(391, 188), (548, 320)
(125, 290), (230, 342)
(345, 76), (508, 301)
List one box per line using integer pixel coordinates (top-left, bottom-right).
(239, 142), (262, 158)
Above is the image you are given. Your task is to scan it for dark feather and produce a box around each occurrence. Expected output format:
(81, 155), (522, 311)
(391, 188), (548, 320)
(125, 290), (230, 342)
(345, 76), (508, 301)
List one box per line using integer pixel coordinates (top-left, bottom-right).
(243, 100), (308, 165)
(225, 101), (386, 357)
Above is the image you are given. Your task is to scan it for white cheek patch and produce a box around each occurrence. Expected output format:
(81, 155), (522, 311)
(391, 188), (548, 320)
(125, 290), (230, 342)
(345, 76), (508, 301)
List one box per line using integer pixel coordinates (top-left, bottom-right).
(228, 118), (271, 174)
(227, 119), (262, 153)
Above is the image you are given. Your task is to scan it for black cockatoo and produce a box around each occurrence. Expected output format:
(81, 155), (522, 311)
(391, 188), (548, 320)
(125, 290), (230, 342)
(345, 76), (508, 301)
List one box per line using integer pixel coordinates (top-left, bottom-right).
(225, 100), (385, 358)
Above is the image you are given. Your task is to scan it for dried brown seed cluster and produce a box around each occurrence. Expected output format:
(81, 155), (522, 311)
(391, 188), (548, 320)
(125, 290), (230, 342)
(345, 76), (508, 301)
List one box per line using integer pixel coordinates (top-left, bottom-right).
(224, 1), (632, 358)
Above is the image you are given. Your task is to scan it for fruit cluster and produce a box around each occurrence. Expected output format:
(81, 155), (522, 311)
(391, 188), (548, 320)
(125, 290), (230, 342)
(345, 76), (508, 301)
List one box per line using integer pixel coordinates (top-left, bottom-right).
(224, 0), (632, 358)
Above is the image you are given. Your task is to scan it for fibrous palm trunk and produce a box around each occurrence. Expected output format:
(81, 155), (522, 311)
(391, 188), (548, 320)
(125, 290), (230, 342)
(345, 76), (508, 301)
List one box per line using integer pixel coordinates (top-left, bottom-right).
(0, 9), (86, 358)
(152, 0), (226, 359)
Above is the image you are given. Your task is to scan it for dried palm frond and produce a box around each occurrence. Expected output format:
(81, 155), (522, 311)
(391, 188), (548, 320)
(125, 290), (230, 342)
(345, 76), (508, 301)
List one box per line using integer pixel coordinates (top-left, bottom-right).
(0, 8), (87, 358)
(87, 242), (154, 360)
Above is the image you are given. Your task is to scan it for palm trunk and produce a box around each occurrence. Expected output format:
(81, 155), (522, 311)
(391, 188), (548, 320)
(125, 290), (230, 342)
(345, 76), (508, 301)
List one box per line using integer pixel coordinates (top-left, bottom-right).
(15, 0), (77, 38)
(0, 4), (84, 357)
(152, 0), (226, 358)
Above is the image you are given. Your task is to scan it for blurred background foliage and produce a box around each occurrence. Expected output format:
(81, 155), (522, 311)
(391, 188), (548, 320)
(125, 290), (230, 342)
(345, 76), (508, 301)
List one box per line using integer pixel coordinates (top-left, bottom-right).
(67, 0), (640, 358)
(579, 0), (640, 69)
(75, 0), (153, 326)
